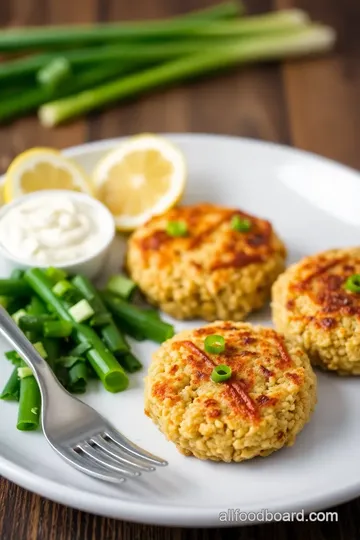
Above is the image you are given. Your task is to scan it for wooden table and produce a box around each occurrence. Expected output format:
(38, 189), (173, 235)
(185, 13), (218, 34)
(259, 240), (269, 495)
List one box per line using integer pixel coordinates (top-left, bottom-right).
(0, 0), (359, 538)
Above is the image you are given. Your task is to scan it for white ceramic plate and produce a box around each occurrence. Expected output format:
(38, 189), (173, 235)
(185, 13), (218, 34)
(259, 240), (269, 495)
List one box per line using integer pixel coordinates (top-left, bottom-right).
(0, 134), (359, 527)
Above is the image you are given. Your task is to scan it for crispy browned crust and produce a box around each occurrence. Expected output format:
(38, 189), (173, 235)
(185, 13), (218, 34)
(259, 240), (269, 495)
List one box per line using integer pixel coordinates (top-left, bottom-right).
(272, 247), (360, 374)
(145, 321), (317, 461)
(284, 250), (360, 329)
(126, 203), (286, 321)
(131, 203), (284, 271)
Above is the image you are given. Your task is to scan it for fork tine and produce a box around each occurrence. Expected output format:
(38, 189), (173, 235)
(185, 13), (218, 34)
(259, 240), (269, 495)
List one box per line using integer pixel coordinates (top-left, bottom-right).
(60, 448), (126, 484)
(76, 442), (141, 477)
(91, 435), (156, 472)
(104, 429), (168, 467)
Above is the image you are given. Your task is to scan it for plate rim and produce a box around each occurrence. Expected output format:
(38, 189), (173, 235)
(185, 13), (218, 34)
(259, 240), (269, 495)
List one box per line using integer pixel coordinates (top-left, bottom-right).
(0, 133), (360, 527)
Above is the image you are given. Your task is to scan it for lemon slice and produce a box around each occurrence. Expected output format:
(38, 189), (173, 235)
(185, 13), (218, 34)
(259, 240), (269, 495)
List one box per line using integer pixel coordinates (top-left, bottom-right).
(93, 134), (186, 231)
(4, 147), (92, 203)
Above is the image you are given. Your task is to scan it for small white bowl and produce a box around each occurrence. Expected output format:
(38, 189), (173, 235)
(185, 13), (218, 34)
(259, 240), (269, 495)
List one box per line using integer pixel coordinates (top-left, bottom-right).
(0, 190), (116, 279)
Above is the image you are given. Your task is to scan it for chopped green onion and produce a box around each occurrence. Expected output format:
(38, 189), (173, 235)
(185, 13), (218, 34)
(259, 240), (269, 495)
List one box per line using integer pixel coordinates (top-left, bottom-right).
(345, 274), (360, 293)
(89, 312), (113, 327)
(43, 320), (73, 338)
(211, 364), (232, 382)
(27, 296), (47, 316)
(231, 215), (251, 232)
(24, 268), (129, 393)
(118, 352), (143, 373)
(56, 355), (85, 369)
(204, 334), (226, 354)
(17, 366), (33, 379)
(5, 351), (22, 366)
(106, 274), (137, 300)
(52, 279), (73, 297)
(17, 362), (41, 431)
(0, 368), (20, 401)
(166, 220), (188, 237)
(12, 309), (27, 325)
(37, 57), (71, 89)
(45, 267), (68, 284)
(0, 296), (9, 309)
(11, 269), (25, 280)
(0, 279), (31, 297)
(33, 341), (48, 359)
(68, 299), (95, 322)
(19, 314), (55, 333)
(69, 342), (92, 357)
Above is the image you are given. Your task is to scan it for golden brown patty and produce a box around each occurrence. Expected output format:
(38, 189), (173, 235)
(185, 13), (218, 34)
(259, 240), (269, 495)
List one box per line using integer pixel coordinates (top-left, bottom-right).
(272, 247), (360, 374)
(126, 203), (286, 320)
(145, 321), (316, 462)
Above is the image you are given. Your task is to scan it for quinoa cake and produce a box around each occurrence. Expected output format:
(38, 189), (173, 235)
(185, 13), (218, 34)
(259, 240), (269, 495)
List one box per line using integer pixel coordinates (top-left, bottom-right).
(144, 321), (316, 462)
(126, 203), (286, 321)
(272, 247), (360, 375)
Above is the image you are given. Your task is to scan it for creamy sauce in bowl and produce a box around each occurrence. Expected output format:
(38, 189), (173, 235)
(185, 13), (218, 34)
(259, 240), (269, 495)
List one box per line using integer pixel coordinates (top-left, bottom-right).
(0, 191), (115, 267)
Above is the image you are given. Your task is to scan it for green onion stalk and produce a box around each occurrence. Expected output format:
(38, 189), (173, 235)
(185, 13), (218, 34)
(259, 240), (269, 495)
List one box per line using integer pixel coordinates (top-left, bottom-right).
(0, 63), (146, 123)
(72, 275), (130, 357)
(102, 291), (174, 344)
(40, 25), (336, 126)
(24, 269), (129, 393)
(0, 2), (243, 52)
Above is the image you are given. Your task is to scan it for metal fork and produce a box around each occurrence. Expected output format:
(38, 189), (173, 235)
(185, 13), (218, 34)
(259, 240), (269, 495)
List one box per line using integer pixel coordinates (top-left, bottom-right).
(0, 307), (167, 483)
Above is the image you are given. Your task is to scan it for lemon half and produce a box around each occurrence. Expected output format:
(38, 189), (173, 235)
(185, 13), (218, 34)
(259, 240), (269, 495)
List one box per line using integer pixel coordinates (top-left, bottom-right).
(4, 147), (92, 203)
(93, 134), (186, 231)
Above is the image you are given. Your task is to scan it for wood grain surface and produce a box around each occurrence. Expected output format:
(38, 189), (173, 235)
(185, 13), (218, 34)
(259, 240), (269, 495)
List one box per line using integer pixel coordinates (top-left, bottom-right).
(0, 0), (359, 538)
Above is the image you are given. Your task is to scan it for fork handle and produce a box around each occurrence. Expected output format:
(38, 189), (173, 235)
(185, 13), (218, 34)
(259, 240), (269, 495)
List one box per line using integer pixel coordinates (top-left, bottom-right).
(0, 306), (67, 405)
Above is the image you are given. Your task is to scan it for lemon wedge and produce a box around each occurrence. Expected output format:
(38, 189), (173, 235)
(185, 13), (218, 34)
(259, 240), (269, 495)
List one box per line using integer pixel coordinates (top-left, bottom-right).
(4, 147), (92, 203)
(92, 134), (186, 231)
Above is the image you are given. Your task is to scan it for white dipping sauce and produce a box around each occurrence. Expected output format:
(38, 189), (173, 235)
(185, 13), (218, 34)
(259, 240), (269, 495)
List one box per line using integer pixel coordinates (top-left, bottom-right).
(0, 194), (104, 264)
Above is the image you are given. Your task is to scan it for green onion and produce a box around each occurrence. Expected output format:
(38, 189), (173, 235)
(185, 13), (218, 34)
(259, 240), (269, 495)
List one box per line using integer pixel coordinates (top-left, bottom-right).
(25, 268), (129, 393)
(11, 269), (25, 280)
(27, 296), (48, 316)
(19, 314), (56, 333)
(37, 57), (71, 89)
(42, 338), (61, 371)
(40, 25), (335, 126)
(43, 320), (73, 338)
(0, 368), (20, 401)
(72, 274), (129, 355)
(69, 342), (92, 357)
(89, 312), (113, 327)
(204, 334), (226, 354)
(55, 356), (88, 393)
(17, 361), (41, 431)
(0, 279), (31, 297)
(45, 267), (68, 284)
(106, 274), (137, 300)
(166, 220), (188, 237)
(118, 352), (143, 374)
(12, 309), (27, 325)
(5, 351), (22, 366)
(33, 341), (48, 359)
(230, 215), (252, 232)
(52, 279), (73, 297)
(345, 274), (360, 293)
(0, 296), (9, 309)
(211, 364), (232, 382)
(102, 291), (174, 343)
(68, 299), (95, 323)
(17, 366), (33, 379)
(0, 2), (245, 52)
(0, 63), (143, 123)
(68, 361), (88, 394)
